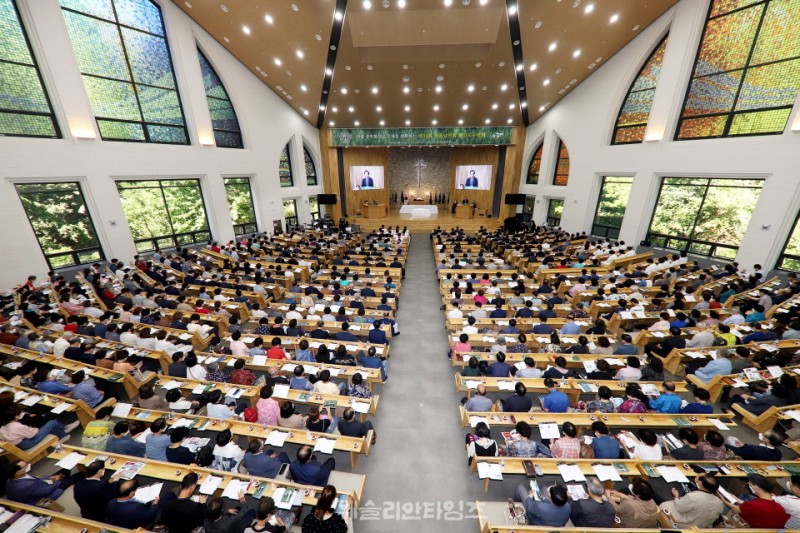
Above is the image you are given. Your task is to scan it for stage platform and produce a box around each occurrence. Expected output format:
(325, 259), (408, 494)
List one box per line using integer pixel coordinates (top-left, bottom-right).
(352, 206), (501, 232)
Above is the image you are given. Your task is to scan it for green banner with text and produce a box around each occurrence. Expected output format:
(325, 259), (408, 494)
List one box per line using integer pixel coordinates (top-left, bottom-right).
(330, 127), (513, 147)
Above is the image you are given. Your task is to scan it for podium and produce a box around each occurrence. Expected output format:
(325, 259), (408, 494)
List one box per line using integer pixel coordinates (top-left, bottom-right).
(455, 204), (474, 219)
(363, 203), (387, 218)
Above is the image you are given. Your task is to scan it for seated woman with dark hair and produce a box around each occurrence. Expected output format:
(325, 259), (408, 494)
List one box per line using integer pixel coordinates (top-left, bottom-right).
(607, 477), (659, 528)
(542, 356), (575, 380)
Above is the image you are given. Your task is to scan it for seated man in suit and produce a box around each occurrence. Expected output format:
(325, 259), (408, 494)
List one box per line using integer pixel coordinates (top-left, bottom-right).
(5, 460), (85, 508)
(727, 431), (783, 461)
(73, 459), (123, 521)
(337, 407), (377, 445)
(368, 321), (388, 345)
(333, 321), (359, 342)
(106, 479), (162, 529)
(358, 345), (388, 382)
(289, 445), (335, 486)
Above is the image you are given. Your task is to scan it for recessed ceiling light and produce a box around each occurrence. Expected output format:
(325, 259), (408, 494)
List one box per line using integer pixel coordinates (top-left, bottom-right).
(363, 0), (372, 8)
(467, 84), (475, 92)
(573, 49), (581, 58)
(439, 63), (445, 69)
(534, 20), (542, 29)
(491, 103), (498, 110)
(405, 119), (411, 125)
(398, 0), (406, 7)
(224, 36), (229, 43)
(332, 106), (338, 113)
(516, 64), (523, 72)
(264, 14), (273, 24)
(508, 103), (514, 110)
(432, 119), (438, 125)
(484, 118), (491, 124)
(520, 101), (527, 108)
(585, 3), (594, 13)
(185, 1), (192, 7)
(341, 87), (348, 95)
(458, 119), (464, 125)
(507, 118), (512, 124)
(355, 120), (360, 126)
(330, 121), (335, 126)
(367, 65), (373, 70)
(348, 106), (355, 112)
(291, 3), (299, 11)
(303, 109), (309, 116)
(548, 42), (557, 52)
(334, 10), (343, 20)
(632, 24), (640, 31)
(376, 105), (382, 112)
(480, 0), (488, 4)
(325, 68), (332, 76)
(403, 86), (410, 94)
(475, 62), (482, 68)
(445, 0), (452, 5)
(220, 4), (228, 12)
(508, 4), (517, 15)
(315, 34), (322, 40)
(529, 63), (537, 71)
(543, 78), (550, 86)
(242, 25), (251, 35)
(402, 64), (409, 70)
(296, 50), (304, 59)
(380, 120), (385, 125)
(402, 76), (410, 82)
(610, 13), (619, 23)
(274, 58), (281, 66)
(372, 86), (379, 94)
(319, 104), (325, 110)
(501, 83), (508, 91)
(539, 105), (545, 111)
(433, 105), (440, 111)
(462, 104), (469, 110)
(404, 105), (410, 112)
(300, 84), (307, 92)
(436, 75), (445, 82)
(498, 61), (505, 67)
(417, 87), (423, 92)
(435, 85), (443, 93)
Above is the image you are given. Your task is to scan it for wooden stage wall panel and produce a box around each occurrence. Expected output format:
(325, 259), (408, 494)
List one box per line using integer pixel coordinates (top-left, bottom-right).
(353, 207), (501, 233)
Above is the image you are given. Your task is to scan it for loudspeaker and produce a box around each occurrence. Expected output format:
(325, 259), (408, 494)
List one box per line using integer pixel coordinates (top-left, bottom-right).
(504, 193), (526, 205)
(317, 194), (337, 205)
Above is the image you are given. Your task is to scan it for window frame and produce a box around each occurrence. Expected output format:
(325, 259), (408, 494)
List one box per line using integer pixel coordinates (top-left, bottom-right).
(304, 146), (318, 186)
(645, 176), (764, 259)
(546, 198), (564, 226)
(591, 176), (634, 238)
(60, 0), (190, 144)
(777, 209), (800, 272)
(551, 138), (569, 186)
(308, 196), (320, 221)
(279, 143), (294, 188)
(0, 0), (61, 138)
(611, 34), (669, 145)
(15, 181), (104, 270)
(525, 142), (543, 184)
(223, 177), (257, 236)
(282, 198), (299, 228)
(675, 0), (800, 140)
(523, 195), (536, 216)
(197, 48), (243, 149)
(116, 178), (212, 252)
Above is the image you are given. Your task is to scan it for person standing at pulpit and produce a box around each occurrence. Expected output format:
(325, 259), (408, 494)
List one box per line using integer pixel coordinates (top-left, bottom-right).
(361, 170), (374, 189)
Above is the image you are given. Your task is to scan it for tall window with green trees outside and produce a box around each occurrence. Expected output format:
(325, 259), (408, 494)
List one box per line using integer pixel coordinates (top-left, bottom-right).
(15, 182), (104, 269)
(592, 176), (634, 238)
(0, 0), (60, 138)
(279, 144), (294, 187)
(116, 179), (210, 252)
(547, 199), (564, 226)
(309, 196), (320, 220)
(283, 199), (298, 227)
(646, 177), (763, 259)
(777, 212), (800, 271)
(304, 147), (318, 186)
(223, 178), (256, 235)
(59, 0), (189, 144)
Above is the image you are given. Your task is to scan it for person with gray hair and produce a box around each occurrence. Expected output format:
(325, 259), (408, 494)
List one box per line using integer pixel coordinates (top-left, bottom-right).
(569, 477), (615, 527)
(490, 336), (507, 354)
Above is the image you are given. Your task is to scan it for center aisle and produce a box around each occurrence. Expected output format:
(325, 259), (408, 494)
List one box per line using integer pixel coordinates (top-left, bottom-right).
(356, 235), (484, 532)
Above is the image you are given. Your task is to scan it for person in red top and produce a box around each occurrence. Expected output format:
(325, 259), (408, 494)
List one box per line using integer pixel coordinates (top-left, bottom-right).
(722, 474), (789, 528)
(209, 242), (221, 253)
(194, 299), (210, 315)
(266, 337), (287, 360)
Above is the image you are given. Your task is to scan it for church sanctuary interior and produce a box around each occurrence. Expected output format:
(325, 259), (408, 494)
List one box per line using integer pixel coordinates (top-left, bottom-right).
(4, 0), (800, 532)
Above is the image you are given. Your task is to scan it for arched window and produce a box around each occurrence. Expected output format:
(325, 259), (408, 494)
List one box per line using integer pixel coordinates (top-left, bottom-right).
(612, 34), (669, 144)
(0, 0), (60, 138)
(198, 49), (242, 148)
(59, 0), (188, 144)
(304, 146), (318, 186)
(525, 142), (543, 184)
(551, 138), (569, 186)
(279, 143), (294, 187)
(677, 0), (800, 139)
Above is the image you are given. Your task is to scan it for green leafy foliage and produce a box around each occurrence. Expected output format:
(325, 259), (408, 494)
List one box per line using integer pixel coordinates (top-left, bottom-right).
(224, 178), (256, 225)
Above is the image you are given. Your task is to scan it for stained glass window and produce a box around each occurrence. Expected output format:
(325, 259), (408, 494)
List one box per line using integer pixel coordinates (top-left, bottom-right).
(677, 0), (800, 139)
(546, 199), (564, 226)
(224, 178), (256, 235)
(279, 143), (294, 187)
(525, 143), (543, 184)
(304, 147), (318, 186)
(0, 0), (60, 138)
(116, 179), (210, 252)
(15, 182), (103, 269)
(612, 35), (669, 144)
(646, 177), (763, 258)
(552, 139), (569, 186)
(59, 0), (188, 144)
(592, 177), (634, 238)
(197, 49), (242, 149)
(283, 198), (298, 227)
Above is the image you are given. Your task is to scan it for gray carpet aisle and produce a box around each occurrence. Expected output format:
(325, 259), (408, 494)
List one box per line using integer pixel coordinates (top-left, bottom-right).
(355, 235), (503, 532)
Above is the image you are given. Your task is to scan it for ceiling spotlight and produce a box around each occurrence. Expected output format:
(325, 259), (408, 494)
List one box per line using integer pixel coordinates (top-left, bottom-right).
(242, 25), (251, 35)
(330, 121), (335, 126)
(274, 58), (282, 66)
(380, 120), (385, 125)
(573, 49), (581, 58)
(300, 84), (307, 92)
(462, 104), (469, 110)
(332, 106), (338, 113)
(348, 106), (355, 112)
(404, 105), (410, 112)
(543, 78), (550, 86)
(303, 109), (309, 116)
(548, 42), (557, 52)
(507, 118), (512, 124)
(319, 104), (326, 110)
(480, 0), (488, 4)
(492, 103), (498, 109)
(363, 0), (372, 9)
(397, 0), (406, 7)
(539, 105), (545, 111)
(508, 103), (514, 110)
(467, 84), (475, 92)
(435, 85), (443, 93)
(432, 119), (438, 125)
(520, 101), (527, 108)
(433, 105), (440, 111)
(529, 63), (537, 71)
(500, 83), (508, 91)
(325, 68), (332, 76)
(508, 4), (517, 15)
(382, 0), (389, 6)
(334, 10), (343, 20)
(484, 118), (490, 124)
(376, 105), (382, 112)
(585, 3), (594, 13)
(444, 0), (452, 5)
(403, 86), (410, 94)
(355, 120), (360, 126)
(296, 50), (304, 59)
(610, 13), (619, 23)
(341, 87), (348, 94)
(458, 119), (464, 124)
(405, 119), (411, 125)
(516, 64), (523, 72)
(371, 87), (379, 94)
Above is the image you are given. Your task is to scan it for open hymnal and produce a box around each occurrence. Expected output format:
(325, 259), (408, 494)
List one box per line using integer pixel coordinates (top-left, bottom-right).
(538, 423), (560, 440)
(199, 475), (223, 495)
(557, 464), (586, 483)
(656, 465), (689, 484)
(477, 462), (503, 480)
(592, 464), (622, 482)
(313, 438), (336, 455)
(134, 483), (163, 504)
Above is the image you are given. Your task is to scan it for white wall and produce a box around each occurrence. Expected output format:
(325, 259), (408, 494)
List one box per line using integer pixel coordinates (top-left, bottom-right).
(519, 0), (800, 271)
(0, 0), (322, 288)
